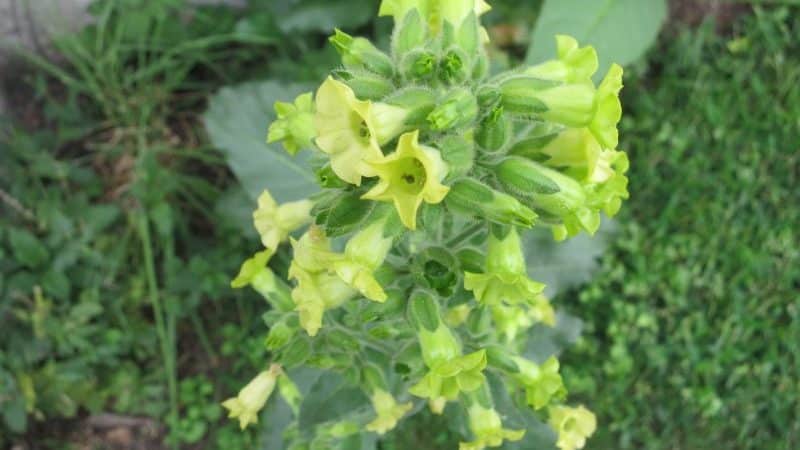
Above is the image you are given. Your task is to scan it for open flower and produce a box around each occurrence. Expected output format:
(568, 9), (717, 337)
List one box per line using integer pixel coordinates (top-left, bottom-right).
(314, 77), (409, 185)
(267, 92), (316, 155)
(525, 35), (598, 84)
(333, 217), (393, 302)
(379, 0), (491, 36)
(589, 64), (623, 150)
(288, 228), (355, 336)
(231, 249), (294, 312)
(409, 348), (487, 401)
(253, 189), (312, 251)
(363, 130), (450, 229)
(366, 389), (413, 434)
(222, 364), (282, 430)
(464, 227), (545, 306)
(586, 149), (629, 217)
(548, 405), (597, 450)
(491, 298), (554, 343)
(459, 404), (525, 450)
(512, 356), (566, 410)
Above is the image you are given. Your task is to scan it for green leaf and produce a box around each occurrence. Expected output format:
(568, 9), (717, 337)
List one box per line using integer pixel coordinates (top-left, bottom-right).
(204, 81), (318, 203)
(272, 0), (376, 33)
(8, 228), (49, 269)
(526, 0), (667, 80)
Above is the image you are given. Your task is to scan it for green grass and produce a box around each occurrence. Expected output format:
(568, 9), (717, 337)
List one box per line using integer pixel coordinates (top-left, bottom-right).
(561, 6), (799, 449)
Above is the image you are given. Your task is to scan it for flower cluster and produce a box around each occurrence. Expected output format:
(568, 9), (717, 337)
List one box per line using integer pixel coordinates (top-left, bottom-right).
(225, 1), (629, 449)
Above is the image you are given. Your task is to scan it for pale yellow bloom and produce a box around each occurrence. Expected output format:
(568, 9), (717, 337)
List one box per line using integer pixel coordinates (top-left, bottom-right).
(253, 189), (312, 251)
(365, 389), (413, 434)
(222, 364), (282, 430)
(362, 130), (450, 229)
(314, 77), (408, 185)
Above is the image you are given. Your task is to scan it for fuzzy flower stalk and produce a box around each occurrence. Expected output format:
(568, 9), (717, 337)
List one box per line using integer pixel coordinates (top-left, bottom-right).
(223, 0), (631, 448)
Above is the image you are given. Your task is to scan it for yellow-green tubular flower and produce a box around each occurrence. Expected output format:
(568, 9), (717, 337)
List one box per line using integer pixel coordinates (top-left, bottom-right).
(512, 356), (566, 410)
(253, 189), (313, 251)
(525, 35), (598, 84)
(459, 404), (525, 450)
(231, 249), (295, 312)
(365, 389), (413, 434)
(288, 228), (355, 336)
(410, 347), (488, 401)
(464, 227), (546, 306)
(589, 64), (624, 150)
(587, 149), (629, 217)
(222, 364), (282, 430)
(379, 0), (491, 33)
(362, 130), (450, 230)
(333, 217), (393, 302)
(493, 157), (601, 240)
(267, 92), (316, 155)
(548, 405), (597, 450)
(314, 77), (409, 185)
(511, 128), (602, 182)
(330, 29), (394, 77)
(500, 64), (623, 150)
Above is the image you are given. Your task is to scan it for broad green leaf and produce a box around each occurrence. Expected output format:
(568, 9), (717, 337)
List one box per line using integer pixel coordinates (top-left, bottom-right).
(526, 0), (667, 79)
(272, 0), (377, 33)
(204, 81), (318, 203)
(8, 228), (49, 269)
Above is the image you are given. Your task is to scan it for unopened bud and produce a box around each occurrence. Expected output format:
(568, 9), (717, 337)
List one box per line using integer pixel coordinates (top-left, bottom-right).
(445, 178), (537, 228)
(408, 289), (441, 332)
(427, 88), (479, 131)
(401, 49), (437, 81)
(439, 48), (470, 84)
(494, 156), (586, 218)
(330, 29), (394, 77)
(500, 76), (596, 126)
(486, 346), (520, 373)
(438, 133), (474, 178)
(340, 70), (395, 100)
(265, 319), (295, 350)
(476, 106), (511, 151)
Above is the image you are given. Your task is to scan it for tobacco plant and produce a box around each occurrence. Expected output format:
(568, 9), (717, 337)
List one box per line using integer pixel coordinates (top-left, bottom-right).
(223, 1), (628, 449)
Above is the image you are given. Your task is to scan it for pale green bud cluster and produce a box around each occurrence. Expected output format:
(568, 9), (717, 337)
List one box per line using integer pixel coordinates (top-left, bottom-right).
(225, 1), (632, 448)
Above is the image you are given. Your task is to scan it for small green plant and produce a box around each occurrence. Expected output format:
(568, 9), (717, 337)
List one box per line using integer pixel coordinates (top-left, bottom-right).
(222, 1), (629, 449)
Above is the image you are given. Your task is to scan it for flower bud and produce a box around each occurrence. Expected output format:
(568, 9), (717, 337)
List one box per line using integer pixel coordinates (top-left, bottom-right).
(408, 289), (443, 333)
(265, 318), (296, 350)
(222, 364), (282, 430)
(401, 49), (437, 81)
(548, 405), (597, 450)
(500, 76), (595, 125)
(485, 346), (520, 373)
(494, 156), (601, 236)
(440, 48), (471, 84)
(456, 247), (484, 273)
(280, 336), (311, 367)
(438, 133), (475, 177)
(330, 29), (394, 77)
(475, 106), (511, 151)
(476, 84), (500, 110)
(267, 92), (316, 155)
(427, 88), (479, 131)
(465, 304), (492, 336)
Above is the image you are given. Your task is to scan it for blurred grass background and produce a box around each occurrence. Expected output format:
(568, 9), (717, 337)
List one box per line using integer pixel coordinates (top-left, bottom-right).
(1, 0), (798, 449)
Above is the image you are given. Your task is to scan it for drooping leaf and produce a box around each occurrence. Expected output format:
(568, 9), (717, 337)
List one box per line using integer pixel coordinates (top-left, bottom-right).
(204, 81), (318, 203)
(526, 0), (667, 80)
